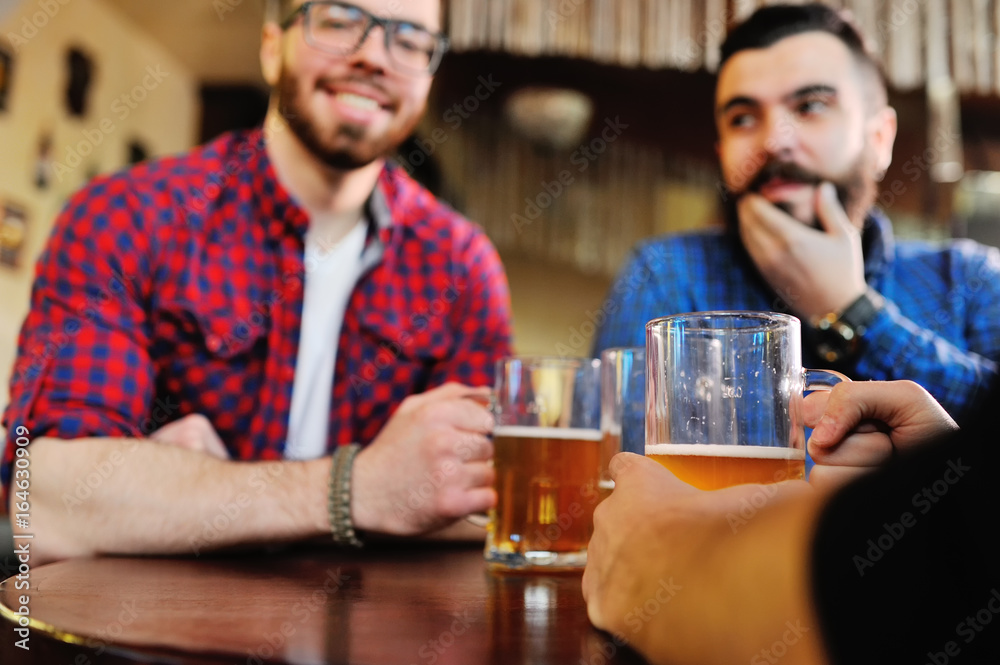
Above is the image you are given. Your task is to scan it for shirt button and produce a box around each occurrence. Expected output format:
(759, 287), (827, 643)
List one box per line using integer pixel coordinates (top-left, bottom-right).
(206, 334), (222, 352)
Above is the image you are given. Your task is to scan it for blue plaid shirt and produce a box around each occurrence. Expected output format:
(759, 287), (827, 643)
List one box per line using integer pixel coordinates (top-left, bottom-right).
(594, 211), (1000, 422)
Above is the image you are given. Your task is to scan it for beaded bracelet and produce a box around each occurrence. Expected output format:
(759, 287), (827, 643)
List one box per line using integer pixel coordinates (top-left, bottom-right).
(328, 443), (364, 548)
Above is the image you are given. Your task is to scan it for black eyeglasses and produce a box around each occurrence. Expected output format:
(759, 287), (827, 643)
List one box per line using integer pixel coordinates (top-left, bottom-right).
(280, 1), (450, 75)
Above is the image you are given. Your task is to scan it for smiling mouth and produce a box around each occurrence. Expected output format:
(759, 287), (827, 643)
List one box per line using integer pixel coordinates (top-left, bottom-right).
(333, 92), (382, 111)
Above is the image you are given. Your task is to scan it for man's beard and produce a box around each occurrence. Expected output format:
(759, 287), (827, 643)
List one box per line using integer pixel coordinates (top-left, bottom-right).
(721, 150), (879, 231)
(275, 65), (418, 171)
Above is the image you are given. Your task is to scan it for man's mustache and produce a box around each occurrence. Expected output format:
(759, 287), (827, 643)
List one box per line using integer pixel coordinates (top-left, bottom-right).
(746, 160), (823, 193)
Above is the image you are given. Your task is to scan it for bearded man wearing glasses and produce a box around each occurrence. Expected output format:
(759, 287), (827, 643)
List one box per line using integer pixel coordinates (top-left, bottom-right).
(3, 0), (512, 562)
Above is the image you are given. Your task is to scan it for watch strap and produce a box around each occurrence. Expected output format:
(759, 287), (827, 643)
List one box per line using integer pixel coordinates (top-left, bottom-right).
(837, 287), (885, 334)
(814, 288), (885, 363)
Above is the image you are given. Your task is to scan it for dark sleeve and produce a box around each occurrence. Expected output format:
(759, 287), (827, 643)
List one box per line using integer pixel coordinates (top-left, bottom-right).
(811, 390), (1000, 663)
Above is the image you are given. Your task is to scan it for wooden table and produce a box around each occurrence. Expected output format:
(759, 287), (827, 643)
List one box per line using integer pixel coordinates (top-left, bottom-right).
(0, 543), (647, 664)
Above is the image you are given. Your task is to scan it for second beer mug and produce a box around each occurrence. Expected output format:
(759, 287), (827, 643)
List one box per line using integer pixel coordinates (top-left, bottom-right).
(486, 357), (603, 571)
(645, 312), (848, 490)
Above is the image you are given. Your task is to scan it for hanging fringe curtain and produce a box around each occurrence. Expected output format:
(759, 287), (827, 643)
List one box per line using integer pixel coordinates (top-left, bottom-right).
(448, 0), (1000, 94)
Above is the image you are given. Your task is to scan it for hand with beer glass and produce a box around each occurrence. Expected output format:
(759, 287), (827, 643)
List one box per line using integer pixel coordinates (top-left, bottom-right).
(645, 311), (848, 489)
(485, 357), (604, 571)
(582, 378), (974, 665)
(803, 379), (959, 490)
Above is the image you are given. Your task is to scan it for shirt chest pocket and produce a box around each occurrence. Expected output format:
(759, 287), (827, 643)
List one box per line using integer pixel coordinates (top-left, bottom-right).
(151, 300), (270, 381)
(347, 311), (454, 393)
(150, 301), (270, 439)
(194, 308), (270, 359)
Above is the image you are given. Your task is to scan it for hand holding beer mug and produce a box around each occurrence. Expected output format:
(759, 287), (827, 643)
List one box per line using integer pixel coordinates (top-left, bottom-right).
(645, 312), (848, 490)
(486, 357), (604, 570)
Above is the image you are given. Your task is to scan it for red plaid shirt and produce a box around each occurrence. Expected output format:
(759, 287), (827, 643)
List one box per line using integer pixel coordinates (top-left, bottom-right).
(2, 128), (513, 488)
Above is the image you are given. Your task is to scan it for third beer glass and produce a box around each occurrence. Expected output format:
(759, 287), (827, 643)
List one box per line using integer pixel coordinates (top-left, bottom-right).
(645, 312), (847, 490)
(600, 347), (645, 493)
(487, 357), (602, 570)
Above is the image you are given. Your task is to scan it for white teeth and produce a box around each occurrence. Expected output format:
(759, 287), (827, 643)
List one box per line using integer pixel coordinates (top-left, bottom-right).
(335, 92), (380, 111)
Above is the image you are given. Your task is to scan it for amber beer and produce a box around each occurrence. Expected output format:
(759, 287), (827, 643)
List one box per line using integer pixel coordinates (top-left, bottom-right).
(645, 443), (805, 491)
(489, 425), (604, 562)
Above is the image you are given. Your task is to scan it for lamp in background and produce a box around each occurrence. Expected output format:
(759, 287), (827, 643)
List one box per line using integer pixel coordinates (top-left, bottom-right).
(504, 87), (594, 152)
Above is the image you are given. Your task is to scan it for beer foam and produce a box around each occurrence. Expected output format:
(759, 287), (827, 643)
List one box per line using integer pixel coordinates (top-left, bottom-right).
(494, 426), (603, 441)
(645, 444), (805, 460)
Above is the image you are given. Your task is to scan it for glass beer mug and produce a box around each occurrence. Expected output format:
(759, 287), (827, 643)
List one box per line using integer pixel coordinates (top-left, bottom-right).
(645, 312), (848, 490)
(484, 357), (603, 571)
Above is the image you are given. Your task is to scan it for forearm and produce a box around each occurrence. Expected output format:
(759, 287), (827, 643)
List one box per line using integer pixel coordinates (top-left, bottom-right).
(13, 437), (331, 562)
(636, 487), (831, 665)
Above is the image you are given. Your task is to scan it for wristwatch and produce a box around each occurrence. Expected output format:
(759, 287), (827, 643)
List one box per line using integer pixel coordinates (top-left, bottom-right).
(812, 288), (886, 364)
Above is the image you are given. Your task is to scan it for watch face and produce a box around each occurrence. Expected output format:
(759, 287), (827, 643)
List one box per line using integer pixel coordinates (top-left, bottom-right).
(813, 290), (884, 365)
(816, 320), (858, 364)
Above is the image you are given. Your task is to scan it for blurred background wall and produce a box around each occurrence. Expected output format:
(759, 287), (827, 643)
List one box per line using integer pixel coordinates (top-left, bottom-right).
(1, 0), (1000, 425)
(0, 0), (199, 412)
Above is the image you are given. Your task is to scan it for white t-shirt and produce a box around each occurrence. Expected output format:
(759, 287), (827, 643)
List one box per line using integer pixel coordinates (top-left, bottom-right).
(285, 220), (368, 460)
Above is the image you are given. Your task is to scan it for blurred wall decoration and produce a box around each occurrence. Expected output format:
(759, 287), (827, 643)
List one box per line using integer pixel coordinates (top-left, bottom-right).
(0, 200), (27, 268)
(0, 0), (198, 411)
(0, 45), (11, 112)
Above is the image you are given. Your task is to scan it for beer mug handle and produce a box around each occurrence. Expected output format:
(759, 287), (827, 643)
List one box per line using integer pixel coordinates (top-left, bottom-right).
(803, 368), (851, 392)
(464, 390), (496, 530)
